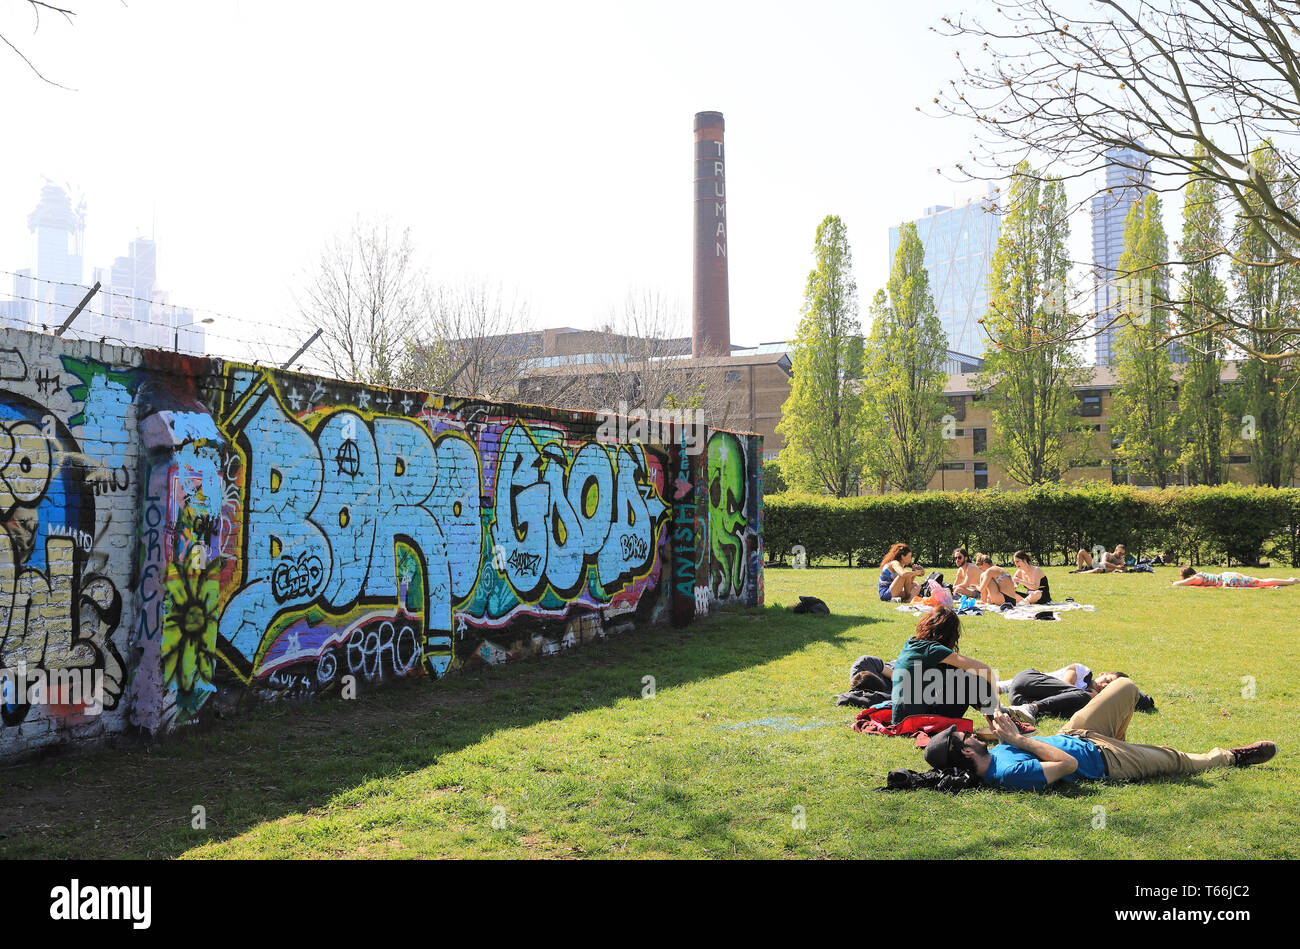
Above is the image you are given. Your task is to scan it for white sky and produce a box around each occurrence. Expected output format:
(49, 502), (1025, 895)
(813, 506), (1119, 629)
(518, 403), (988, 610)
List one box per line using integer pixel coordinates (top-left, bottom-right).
(0, 1), (1109, 368)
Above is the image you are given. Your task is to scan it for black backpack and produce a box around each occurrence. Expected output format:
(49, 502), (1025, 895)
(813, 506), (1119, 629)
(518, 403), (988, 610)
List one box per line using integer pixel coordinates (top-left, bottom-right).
(791, 595), (830, 615)
(919, 571), (945, 598)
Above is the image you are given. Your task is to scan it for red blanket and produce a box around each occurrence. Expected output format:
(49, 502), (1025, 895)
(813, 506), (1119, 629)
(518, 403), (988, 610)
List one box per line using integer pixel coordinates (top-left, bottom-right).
(852, 706), (974, 738)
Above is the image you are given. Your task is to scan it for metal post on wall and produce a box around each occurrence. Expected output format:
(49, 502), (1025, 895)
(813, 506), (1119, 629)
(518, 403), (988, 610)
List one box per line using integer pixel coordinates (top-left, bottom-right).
(54, 281), (100, 337)
(281, 328), (323, 371)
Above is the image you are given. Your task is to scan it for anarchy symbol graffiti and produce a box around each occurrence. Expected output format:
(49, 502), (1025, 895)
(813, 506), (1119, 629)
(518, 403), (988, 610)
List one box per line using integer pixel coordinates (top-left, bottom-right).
(334, 439), (361, 477)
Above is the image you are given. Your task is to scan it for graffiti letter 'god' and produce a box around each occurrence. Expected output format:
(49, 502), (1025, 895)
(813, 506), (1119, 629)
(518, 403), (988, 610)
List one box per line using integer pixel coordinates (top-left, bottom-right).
(491, 424), (667, 602)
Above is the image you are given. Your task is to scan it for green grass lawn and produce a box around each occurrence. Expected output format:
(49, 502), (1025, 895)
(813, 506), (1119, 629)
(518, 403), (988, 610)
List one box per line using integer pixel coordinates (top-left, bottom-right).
(1, 567), (1295, 859)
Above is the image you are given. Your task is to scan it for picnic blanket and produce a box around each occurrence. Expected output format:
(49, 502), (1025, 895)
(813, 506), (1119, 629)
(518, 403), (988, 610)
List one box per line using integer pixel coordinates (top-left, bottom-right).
(852, 707), (973, 737)
(895, 601), (1095, 622)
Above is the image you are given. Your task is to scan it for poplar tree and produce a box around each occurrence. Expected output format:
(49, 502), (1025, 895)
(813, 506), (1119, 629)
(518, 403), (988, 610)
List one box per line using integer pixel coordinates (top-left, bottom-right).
(975, 164), (1087, 484)
(861, 222), (950, 492)
(775, 215), (868, 497)
(1230, 143), (1300, 488)
(1175, 145), (1228, 485)
(1110, 193), (1179, 487)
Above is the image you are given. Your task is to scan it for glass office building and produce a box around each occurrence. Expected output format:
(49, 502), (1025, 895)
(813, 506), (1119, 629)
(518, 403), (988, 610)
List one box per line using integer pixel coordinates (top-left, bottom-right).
(888, 188), (1000, 357)
(1091, 146), (1153, 366)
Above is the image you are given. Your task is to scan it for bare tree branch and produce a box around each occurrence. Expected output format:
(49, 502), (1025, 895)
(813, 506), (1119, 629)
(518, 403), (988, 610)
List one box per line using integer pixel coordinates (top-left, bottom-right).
(296, 218), (427, 387)
(1, 1), (82, 89)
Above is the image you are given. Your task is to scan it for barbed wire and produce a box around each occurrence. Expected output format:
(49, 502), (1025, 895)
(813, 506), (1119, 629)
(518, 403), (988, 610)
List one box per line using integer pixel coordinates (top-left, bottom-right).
(0, 267), (310, 337)
(0, 290), (310, 355)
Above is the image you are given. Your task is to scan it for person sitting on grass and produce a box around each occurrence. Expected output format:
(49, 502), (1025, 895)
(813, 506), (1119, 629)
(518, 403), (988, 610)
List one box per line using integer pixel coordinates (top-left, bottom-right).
(889, 607), (1030, 726)
(952, 548), (981, 598)
(1076, 544), (1127, 573)
(923, 677), (1276, 789)
(1171, 566), (1300, 589)
(1000, 665), (1156, 724)
(975, 554), (1022, 606)
(1011, 550), (1051, 604)
(878, 543), (925, 603)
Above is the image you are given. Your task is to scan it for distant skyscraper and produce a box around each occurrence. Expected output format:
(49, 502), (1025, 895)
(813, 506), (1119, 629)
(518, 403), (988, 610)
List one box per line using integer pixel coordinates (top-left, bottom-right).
(889, 187), (1000, 357)
(1091, 145), (1152, 366)
(1, 182), (204, 354)
(20, 182), (86, 330)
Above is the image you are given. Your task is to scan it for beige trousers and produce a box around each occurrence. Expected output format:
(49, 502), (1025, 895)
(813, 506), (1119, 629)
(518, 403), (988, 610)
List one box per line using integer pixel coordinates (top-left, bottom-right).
(1058, 679), (1235, 781)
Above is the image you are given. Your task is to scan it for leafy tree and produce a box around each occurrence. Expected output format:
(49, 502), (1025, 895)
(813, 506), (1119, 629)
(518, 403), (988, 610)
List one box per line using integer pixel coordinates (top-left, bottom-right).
(1110, 194), (1179, 487)
(761, 457), (788, 495)
(975, 164), (1087, 484)
(1175, 145), (1229, 485)
(861, 223), (950, 492)
(776, 215), (868, 497)
(1230, 143), (1300, 488)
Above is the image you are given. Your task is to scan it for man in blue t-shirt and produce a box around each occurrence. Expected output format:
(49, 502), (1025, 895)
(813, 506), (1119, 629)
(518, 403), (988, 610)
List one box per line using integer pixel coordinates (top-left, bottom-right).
(923, 679), (1276, 789)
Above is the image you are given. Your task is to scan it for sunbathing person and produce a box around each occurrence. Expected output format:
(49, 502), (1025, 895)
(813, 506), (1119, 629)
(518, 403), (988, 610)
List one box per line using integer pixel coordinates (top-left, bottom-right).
(1076, 544), (1126, 573)
(878, 543), (925, 603)
(975, 554), (1021, 606)
(951, 548), (980, 598)
(1001, 665), (1156, 723)
(1171, 566), (1299, 588)
(889, 607), (1006, 726)
(1011, 550), (1051, 604)
(923, 678), (1276, 789)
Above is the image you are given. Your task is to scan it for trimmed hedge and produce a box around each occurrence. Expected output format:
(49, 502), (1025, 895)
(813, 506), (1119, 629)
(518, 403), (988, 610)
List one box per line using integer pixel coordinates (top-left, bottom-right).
(764, 484), (1300, 568)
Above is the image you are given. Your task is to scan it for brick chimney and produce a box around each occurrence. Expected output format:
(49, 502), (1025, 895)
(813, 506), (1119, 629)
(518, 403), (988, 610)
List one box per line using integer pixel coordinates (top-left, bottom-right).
(692, 111), (730, 357)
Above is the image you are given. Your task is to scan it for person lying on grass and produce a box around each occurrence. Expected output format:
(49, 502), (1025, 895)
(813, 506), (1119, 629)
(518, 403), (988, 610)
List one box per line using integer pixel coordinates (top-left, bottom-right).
(974, 554), (1022, 606)
(922, 677), (1275, 790)
(1076, 545), (1127, 573)
(951, 548), (981, 598)
(1171, 566), (1300, 589)
(1011, 550), (1051, 604)
(878, 543), (926, 603)
(999, 665), (1156, 724)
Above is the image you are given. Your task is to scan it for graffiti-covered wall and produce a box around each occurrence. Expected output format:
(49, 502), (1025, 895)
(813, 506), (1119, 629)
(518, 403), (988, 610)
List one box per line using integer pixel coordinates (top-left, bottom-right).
(0, 328), (762, 760)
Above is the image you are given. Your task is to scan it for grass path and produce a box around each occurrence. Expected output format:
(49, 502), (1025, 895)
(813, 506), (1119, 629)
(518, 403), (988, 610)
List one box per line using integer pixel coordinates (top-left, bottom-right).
(1, 567), (1294, 858)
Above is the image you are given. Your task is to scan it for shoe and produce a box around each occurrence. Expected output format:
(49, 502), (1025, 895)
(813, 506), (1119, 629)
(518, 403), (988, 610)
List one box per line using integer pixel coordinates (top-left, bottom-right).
(1003, 704), (1037, 726)
(1230, 741), (1277, 767)
(1135, 691), (1157, 713)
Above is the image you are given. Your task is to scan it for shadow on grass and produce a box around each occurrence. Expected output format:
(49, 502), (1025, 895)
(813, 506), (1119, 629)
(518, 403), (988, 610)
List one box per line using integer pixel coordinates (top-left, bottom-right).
(0, 605), (878, 859)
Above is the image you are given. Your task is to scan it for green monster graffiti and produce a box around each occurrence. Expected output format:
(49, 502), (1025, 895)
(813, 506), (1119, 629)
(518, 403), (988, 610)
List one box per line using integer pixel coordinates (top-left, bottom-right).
(707, 432), (748, 598)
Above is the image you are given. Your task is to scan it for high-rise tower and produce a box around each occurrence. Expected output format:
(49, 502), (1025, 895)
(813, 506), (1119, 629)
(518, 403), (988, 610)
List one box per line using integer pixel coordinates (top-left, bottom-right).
(1091, 145), (1152, 365)
(888, 186), (1000, 357)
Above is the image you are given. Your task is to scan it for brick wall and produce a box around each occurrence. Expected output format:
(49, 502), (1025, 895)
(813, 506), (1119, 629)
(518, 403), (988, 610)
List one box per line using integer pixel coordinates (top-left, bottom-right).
(0, 328), (763, 760)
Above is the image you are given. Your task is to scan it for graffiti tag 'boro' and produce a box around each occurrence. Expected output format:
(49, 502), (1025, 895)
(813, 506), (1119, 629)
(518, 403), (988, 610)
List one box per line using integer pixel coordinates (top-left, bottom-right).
(0, 328), (762, 760)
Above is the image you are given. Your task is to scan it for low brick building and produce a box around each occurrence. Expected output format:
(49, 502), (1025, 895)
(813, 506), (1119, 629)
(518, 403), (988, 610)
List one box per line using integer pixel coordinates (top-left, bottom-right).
(931, 362), (1284, 490)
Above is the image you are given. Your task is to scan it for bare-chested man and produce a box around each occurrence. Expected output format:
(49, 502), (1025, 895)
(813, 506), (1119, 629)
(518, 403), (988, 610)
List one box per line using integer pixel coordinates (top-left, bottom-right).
(952, 548), (980, 598)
